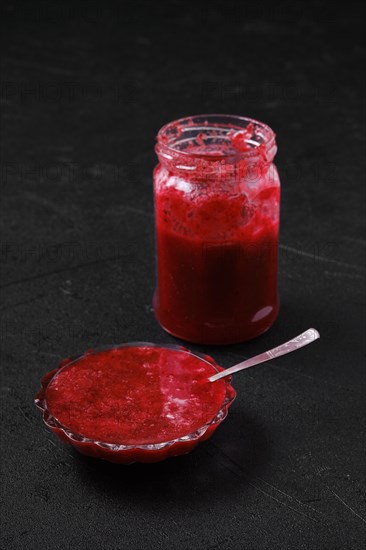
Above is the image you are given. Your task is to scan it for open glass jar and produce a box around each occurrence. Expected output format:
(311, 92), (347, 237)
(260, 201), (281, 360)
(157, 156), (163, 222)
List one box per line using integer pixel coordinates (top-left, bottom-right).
(153, 115), (280, 344)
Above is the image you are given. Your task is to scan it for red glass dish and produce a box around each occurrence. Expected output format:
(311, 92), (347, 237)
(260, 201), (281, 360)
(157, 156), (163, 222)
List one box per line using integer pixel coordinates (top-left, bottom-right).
(34, 343), (236, 464)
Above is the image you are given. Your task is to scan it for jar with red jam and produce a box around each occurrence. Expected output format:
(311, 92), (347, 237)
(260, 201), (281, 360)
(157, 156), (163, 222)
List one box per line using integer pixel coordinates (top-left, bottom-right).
(153, 114), (280, 345)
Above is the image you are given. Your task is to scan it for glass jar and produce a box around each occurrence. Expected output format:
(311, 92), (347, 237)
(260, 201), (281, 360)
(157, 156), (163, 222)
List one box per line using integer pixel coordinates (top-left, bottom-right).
(153, 114), (280, 345)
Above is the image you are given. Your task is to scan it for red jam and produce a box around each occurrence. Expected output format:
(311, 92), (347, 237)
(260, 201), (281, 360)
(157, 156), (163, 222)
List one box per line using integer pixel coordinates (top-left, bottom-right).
(43, 345), (228, 446)
(153, 115), (280, 344)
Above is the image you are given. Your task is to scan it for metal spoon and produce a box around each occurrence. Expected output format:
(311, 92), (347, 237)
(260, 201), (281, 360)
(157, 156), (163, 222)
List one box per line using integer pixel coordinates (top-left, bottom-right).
(208, 328), (320, 382)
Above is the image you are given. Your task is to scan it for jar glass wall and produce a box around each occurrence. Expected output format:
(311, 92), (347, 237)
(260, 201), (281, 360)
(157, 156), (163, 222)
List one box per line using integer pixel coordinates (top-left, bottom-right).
(153, 115), (280, 344)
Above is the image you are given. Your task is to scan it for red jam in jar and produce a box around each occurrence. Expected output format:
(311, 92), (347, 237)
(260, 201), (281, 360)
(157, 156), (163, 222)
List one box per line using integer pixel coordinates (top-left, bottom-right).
(35, 344), (236, 463)
(153, 115), (280, 344)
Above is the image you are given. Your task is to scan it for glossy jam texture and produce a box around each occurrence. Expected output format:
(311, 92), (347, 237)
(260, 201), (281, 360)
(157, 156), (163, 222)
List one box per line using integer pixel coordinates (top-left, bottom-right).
(45, 346), (227, 446)
(154, 119), (280, 344)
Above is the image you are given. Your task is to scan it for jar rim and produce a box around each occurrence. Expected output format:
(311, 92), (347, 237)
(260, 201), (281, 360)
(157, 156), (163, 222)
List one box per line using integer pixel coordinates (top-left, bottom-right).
(156, 114), (277, 162)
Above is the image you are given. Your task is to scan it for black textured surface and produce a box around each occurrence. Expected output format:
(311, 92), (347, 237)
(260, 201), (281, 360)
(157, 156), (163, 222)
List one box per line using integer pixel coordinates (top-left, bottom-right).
(1, 1), (365, 549)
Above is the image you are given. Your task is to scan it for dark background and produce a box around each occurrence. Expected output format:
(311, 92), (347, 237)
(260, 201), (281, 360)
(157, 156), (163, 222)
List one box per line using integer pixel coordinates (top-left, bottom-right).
(1, 1), (365, 549)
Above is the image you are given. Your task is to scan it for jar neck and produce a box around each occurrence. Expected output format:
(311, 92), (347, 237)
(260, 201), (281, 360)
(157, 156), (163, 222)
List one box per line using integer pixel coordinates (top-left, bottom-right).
(155, 115), (277, 182)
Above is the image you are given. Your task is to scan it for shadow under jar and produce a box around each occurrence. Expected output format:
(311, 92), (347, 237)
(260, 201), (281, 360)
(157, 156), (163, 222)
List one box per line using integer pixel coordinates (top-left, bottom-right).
(153, 114), (280, 345)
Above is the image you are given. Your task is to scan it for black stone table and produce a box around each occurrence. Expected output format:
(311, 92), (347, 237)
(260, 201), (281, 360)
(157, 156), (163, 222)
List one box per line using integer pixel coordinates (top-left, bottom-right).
(1, 2), (365, 548)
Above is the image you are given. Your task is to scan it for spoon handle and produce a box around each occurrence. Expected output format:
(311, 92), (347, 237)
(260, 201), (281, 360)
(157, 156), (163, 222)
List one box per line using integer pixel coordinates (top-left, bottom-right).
(208, 328), (320, 382)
